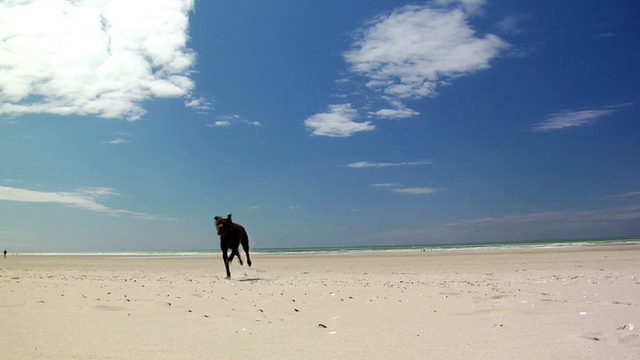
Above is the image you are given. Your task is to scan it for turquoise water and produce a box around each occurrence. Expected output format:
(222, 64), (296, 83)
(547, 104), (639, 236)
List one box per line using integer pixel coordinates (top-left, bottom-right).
(15, 236), (640, 256)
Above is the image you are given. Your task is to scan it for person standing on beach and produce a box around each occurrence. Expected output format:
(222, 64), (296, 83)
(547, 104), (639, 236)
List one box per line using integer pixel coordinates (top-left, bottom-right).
(3, 249), (6, 258)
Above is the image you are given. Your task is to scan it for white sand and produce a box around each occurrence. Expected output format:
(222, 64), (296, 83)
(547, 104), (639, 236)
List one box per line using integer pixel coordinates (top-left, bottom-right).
(1, 246), (639, 359)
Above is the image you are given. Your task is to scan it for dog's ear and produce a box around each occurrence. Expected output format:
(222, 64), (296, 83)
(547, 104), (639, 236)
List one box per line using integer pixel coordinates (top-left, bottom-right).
(214, 216), (220, 221)
(227, 214), (233, 222)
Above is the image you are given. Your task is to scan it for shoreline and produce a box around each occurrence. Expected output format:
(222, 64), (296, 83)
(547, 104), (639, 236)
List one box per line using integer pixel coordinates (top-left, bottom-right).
(6, 241), (640, 259)
(7, 237), (640, 257)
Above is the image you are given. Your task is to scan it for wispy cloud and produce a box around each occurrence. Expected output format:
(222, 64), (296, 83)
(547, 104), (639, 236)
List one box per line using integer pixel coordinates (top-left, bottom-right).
(306, 1), (507, 135)
(103, 138), (130, 145)
(530, 105), (628, 132)
(433, 0), (486, 14)
(346, 160), (432, 168)
(0, 185), (166, 220)
(593, 33), (617, 40)
(372, 183), (404, 188)
(495, 14), (526, 35)
(184, 97), (213, 114)
(391, 187), (440, 195)
(375, 203), (640, 243)
(607, 191), (640, 200)
(102, 131), (132, 145)
(372, 183), (440, 196)
(368, 100), (420, 119)
(0, 0), (195, 120)
(208, 114), (262, 128)
(446, 205), (640, 227)
(305, 104), (374, 137)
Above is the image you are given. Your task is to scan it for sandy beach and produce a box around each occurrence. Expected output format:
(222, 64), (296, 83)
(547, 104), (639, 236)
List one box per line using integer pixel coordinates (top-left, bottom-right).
(1, 246), (639, 359)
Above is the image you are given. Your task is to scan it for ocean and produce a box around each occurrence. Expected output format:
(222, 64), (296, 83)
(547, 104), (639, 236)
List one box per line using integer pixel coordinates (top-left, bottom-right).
(12, 236), (640, 256)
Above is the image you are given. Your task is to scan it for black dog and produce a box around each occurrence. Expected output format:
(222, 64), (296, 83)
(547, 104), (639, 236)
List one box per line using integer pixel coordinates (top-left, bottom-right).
(214, 214), (252, 278)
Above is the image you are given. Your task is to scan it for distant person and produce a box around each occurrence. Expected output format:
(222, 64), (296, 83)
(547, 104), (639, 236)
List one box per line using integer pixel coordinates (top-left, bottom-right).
(3, 249), (6, 258)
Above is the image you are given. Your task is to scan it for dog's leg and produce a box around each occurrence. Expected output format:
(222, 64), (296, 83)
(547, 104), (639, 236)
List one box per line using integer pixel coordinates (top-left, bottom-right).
(241, 235), (252, 267)
(222, 247), (231, 279)
(229, 247), (243, 266)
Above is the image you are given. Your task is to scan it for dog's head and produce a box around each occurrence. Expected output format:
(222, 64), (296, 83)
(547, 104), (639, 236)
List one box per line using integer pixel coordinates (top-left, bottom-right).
(214, 214), (233, 236)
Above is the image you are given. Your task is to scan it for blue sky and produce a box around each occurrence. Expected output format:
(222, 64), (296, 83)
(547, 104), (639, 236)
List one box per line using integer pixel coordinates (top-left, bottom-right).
(1, 0), (639, 251)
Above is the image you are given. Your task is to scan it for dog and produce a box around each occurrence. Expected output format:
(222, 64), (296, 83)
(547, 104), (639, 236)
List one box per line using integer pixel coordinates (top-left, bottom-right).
(214, 214), (252, 278)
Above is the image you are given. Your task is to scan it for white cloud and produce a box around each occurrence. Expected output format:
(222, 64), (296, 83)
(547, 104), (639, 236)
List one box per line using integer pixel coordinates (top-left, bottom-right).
(369, 107), (419, 119)
(307, 1), (507, 134)
(0, 185), (164, 220)
(368, 99), (419, 119)
(208, 121), (231, 127)
(530, 106), (620, 132)
(304, 104), (374, 137)
(245, 120), (263, 127)
(0, 0), (196, 120)
(344, 3), (507, 100)
(346, 160), (432, 168)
